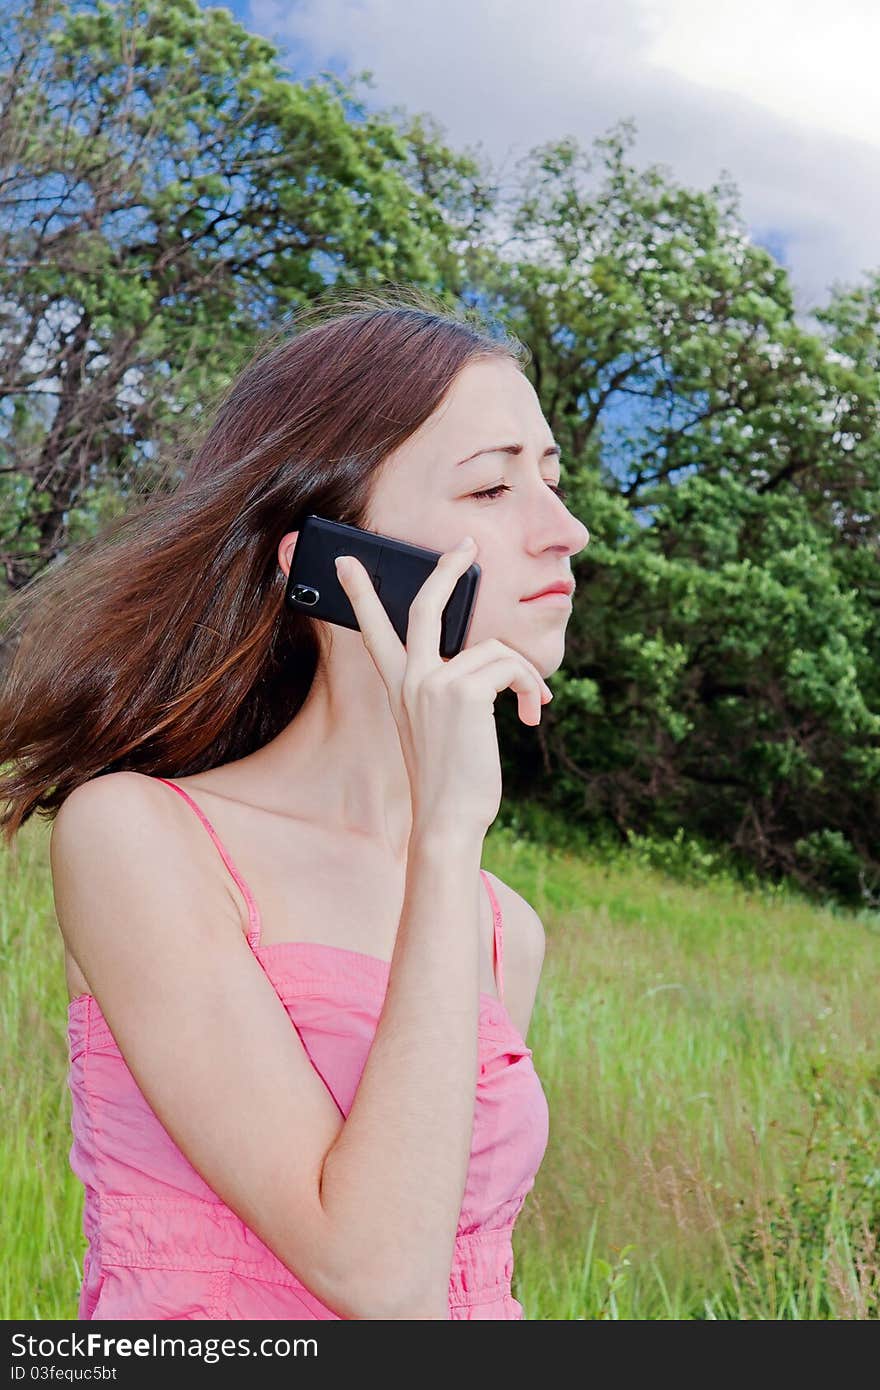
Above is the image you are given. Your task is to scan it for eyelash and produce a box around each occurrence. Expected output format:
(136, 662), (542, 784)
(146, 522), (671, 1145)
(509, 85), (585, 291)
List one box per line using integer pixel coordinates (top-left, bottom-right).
(471, 483), (568, 503)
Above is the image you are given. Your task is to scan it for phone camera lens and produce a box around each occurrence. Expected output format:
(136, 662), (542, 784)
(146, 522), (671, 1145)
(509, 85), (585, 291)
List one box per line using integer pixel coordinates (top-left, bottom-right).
(291, 584), (319, 606)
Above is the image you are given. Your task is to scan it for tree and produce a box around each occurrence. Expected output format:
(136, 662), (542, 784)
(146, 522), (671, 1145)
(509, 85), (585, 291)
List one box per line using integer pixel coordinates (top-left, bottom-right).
(2, 0), (877, 903)
(466, 123), (880, 903)
(0, 0), (485, 587)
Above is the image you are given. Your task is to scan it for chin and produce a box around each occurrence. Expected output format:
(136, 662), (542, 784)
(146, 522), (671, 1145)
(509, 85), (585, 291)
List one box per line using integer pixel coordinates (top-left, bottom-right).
(499, 631), (566, 680)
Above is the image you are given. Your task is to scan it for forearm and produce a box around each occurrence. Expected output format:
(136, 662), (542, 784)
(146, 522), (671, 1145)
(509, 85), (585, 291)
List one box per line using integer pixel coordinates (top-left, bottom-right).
(317, 824), (484, 1319)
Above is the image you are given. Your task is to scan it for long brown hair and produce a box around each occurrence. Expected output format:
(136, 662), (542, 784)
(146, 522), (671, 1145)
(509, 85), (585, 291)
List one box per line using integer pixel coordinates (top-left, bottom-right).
(0, 283), (529, 846)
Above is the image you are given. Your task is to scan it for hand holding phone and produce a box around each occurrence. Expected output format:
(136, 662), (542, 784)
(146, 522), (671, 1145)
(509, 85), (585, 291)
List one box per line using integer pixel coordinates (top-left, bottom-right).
(285, 514), (479, 660)
(332, 535), (553, 839)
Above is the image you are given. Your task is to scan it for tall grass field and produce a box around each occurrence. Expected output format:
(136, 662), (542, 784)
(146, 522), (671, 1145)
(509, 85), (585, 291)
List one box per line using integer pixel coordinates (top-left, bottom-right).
(2, 807), (879, 1319)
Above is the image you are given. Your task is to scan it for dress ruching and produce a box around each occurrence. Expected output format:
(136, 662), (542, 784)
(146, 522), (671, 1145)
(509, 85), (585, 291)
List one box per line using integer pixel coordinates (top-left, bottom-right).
(66, 779), (550, 1320)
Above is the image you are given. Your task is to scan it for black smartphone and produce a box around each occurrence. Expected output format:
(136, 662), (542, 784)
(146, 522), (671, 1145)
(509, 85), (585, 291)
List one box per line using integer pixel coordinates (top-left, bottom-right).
(284, 514), (481, 659)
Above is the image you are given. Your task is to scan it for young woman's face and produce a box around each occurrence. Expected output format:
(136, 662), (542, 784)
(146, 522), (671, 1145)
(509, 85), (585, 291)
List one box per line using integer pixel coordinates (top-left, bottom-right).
(364, 355), (591, 678)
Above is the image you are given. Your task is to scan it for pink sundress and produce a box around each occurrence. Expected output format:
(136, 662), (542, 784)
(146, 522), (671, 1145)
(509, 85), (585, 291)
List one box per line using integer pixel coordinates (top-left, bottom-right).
(66, 776), (550, 1319)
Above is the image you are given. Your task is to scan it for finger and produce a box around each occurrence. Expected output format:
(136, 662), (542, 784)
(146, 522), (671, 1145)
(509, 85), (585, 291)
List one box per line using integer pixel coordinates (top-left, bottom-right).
(443, 638), (553, 707)
(459, 655), (548, 726)
(334, 555), (407, 691)
(405, 537), (479, 680)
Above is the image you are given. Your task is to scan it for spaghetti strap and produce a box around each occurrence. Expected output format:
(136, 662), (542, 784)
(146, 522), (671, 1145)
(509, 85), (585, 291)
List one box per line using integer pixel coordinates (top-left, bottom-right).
(152, 778), (501, 996)
(479, 869), (505, 1005)
(153, 778), (262, 947)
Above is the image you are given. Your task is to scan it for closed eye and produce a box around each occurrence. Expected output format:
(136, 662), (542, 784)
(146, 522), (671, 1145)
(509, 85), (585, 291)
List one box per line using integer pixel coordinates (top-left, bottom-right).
(472, 483), (568, 502)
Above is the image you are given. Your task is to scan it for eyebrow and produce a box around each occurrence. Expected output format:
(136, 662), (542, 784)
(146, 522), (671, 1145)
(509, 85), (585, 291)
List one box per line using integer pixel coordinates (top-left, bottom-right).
(455, 442), (562, 467)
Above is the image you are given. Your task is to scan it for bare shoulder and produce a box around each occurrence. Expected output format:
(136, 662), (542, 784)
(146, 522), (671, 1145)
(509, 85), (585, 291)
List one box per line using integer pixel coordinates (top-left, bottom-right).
(481, 869), (546, 1040)
(482, 870), (546, 959)
(51, 769), (237, 856)
(51, 771), (194, 873)
(53, 769), (165, 826)
(51, 771), (152, 869)
(50, 771), (241, 957)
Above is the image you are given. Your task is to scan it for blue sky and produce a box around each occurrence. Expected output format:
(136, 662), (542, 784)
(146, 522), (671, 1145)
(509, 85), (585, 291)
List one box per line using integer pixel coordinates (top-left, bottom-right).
(207, 0), (880, 330)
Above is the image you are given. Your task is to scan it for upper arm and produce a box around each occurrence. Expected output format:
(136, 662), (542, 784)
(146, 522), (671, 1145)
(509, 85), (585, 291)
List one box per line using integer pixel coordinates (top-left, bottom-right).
(483, 872), (545, 1042)
(50, 772), (360, 1317)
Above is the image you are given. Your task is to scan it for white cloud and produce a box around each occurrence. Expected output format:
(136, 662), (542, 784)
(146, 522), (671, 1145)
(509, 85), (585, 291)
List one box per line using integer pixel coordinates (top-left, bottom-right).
(247, 0), (880, 318)
(641, 0), (880, 152)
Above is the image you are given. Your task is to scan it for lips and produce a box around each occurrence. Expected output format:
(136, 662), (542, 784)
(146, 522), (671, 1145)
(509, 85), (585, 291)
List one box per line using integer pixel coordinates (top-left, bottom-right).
(521, 579), (575, 600)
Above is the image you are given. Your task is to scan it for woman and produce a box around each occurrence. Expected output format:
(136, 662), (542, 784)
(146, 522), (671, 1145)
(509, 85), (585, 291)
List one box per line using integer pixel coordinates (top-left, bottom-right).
(0, 285), (590, 1320)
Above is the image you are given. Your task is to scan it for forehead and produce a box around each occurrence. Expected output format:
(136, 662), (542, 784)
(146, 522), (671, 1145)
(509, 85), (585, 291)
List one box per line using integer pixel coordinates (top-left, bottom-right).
(378, 356), (549, 489)
(420, 356), (544, 451)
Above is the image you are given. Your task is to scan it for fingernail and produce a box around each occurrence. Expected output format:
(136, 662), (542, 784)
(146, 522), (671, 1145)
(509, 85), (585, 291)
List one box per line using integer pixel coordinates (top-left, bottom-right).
(335, 555), (352, 578)
(542, 681), (553, 699)
(456, 535), (475, 550)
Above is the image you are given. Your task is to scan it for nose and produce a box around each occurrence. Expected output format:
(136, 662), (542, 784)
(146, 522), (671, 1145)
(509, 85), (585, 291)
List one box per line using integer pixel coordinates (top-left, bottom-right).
(525, 483), (586, 558)
(541, 491), (590, 556)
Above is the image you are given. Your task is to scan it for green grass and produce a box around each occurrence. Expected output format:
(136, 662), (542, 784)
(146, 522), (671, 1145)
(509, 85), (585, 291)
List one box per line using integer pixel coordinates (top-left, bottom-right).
(2, 810), (879, 1319)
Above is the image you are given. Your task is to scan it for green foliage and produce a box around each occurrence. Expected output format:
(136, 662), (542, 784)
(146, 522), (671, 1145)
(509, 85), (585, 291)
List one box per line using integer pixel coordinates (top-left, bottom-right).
(7, 811), (880, 1319)
(0, 0), (476, 581)
(716, 1057), (880, 1318)
(623, 825), (735, 886)
(479, 122), (880, 909)
(1, 6), (878, 904)
(793, 830), (868, 905)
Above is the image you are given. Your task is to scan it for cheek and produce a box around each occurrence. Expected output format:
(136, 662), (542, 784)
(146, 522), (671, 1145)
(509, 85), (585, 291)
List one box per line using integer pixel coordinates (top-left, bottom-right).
(463, 574), (507, 645)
